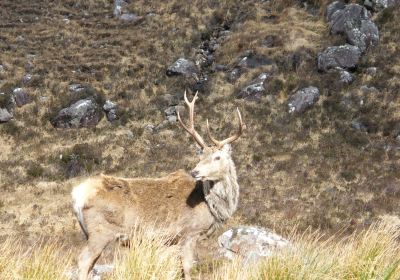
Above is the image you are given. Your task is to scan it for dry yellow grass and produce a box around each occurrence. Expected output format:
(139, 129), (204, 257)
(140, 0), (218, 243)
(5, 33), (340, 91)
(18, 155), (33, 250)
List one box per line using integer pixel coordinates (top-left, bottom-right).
(1, 222), (399, 280)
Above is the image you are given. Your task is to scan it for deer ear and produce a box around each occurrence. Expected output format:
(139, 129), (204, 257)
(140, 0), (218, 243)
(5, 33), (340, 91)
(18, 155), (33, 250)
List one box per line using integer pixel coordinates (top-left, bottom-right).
(222, 144), (232, 154)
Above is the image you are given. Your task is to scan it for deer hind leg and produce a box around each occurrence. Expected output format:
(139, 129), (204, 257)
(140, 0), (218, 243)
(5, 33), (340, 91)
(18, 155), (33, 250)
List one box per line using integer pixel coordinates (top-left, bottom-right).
(181, 237), (198, 280)
(77, 229), (117, 280)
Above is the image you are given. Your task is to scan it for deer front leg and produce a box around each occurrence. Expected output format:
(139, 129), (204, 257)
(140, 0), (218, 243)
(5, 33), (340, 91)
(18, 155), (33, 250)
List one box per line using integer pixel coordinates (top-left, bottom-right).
(181, 236), (197, 280)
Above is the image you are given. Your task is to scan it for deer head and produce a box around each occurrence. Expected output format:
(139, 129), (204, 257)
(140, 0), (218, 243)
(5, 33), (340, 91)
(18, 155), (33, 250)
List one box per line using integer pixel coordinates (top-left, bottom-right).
(177, 91), (246, 182)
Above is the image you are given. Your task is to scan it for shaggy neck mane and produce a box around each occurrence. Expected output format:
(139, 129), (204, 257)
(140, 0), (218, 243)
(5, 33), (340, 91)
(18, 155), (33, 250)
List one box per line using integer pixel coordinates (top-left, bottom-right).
(203, 160), (239, 224)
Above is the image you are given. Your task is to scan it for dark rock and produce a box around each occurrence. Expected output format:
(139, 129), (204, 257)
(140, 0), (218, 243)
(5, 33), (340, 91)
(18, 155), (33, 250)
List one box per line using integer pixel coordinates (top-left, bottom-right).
(317, 44), (362, 72)
(236, 73), (270, 102)
(0, 108), (13, 123)
(103, 100), (118, 122)
(12, 88), (31, 107)
(288, 86), (320, 114)
(326, 1), (346, 22)
(344, 19), (379, 52)
(24, 61), (34, 72)
(191, 76), (209, 93)
(364, 0), (400, 11)
(236, 52), (273, 69)
(328, 4), (369, 35)
(52, 98), (102, 128)
(218, 226), (289, 263)
(211, 64), (228, 72)
(166, 58), (198, 77)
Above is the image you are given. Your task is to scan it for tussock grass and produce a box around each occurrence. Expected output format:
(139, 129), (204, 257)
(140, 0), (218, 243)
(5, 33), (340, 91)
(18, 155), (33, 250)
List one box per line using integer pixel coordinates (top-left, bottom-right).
(0, 239), (72, 280)
(108, 225), (181, 280)
(3, 222), (399, 280)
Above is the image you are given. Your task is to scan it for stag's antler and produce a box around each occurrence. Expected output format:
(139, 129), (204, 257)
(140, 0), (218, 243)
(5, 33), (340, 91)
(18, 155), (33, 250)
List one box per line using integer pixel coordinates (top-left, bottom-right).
(206, 108), (246, 149)
(177, 91), (208, 149)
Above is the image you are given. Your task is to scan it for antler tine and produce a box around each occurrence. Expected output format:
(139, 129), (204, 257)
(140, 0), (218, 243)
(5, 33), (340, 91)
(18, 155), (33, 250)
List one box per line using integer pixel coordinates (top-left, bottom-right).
(206, 108), (246, 149)
(177, 91), (208, 149)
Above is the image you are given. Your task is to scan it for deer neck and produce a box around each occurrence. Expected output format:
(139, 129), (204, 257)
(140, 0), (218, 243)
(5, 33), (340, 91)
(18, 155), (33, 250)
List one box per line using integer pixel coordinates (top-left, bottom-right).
(203, 162), (239, 224)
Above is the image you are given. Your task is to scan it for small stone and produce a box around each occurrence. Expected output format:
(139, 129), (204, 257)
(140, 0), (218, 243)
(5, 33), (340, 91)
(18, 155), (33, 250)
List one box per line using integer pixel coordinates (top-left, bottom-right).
(166, 58), (198, 77)
(288, 86), (320, 114)
(167, 115), (177, 123)
(360, 85), (378, 94)
(365, 67), (377, 76)
(69, 84), (86, 93)
(103, 100), (117, 111)
(236, 73), (270, 102)
(164, 106), (176, 116)
(0, 108), (13, 123)
(227, 68), (243, 83)
(12, 88), (31, 107)
(339, 70), (354, 84)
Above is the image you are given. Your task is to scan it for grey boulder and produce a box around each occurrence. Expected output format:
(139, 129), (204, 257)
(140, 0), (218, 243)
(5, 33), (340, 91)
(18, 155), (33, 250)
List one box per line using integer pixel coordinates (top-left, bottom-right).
(0, 108), (13, 123)
(364, 0), (399, 11)
(317, 44), (361, 72)
(344, 19), (379, 52)
(166, 58), (198, 77)
(52, 98), (102, 128)
(326, 1), (346, 22)
(236, 73), (270, 101)
(328, 4), (369, 35)
(288, 86), (320, 114)
(218, 226), (289, 263)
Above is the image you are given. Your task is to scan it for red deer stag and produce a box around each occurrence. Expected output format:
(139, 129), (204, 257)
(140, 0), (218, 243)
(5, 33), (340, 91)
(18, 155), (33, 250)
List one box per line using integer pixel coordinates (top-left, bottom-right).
(71, 91), (246, 280)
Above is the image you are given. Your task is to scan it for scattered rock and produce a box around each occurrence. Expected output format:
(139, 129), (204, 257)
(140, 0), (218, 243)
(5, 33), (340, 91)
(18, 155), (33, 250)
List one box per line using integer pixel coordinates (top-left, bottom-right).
(25, 61), (34, 72)
(360, 85), (379, 94)
(328, 4), (370, 35)
(344, 18), (379, 52)
(288, 86), (320, 114)
(0, 108), (13, 123)
(69, 84), (87, 93)
(317, 44), (361, 72)
(339, 69), (354, 84)
(12, 88), (31, 107)
(365, 66), (377, 75)
(166, 58), (198, 77)
(103, 100), (118, 122)
(51, 98), (102, 128)
(218, 226), (289, 263)
(326, 1), (346, 22)
(236, 73), (270, 101)
(364, 0), (399, 12)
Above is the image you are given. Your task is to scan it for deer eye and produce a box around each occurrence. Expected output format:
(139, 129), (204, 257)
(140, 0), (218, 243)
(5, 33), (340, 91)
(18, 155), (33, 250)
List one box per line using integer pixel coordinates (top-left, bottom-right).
(214, 156), (221, 161)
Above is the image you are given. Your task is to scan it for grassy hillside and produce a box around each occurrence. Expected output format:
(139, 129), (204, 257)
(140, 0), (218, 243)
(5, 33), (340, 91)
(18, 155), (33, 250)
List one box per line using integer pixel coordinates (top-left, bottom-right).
(1, 0), (400, 277)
